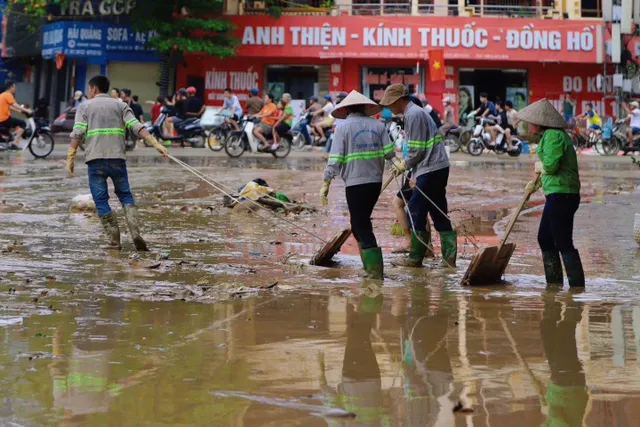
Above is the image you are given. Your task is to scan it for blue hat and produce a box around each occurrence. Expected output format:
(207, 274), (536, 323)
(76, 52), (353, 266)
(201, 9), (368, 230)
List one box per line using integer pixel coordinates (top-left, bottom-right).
(337, 92), (347, 99)
(250, 88), (259, 96)
(309, 95), (318, 101)
(324, 94), (332, 101)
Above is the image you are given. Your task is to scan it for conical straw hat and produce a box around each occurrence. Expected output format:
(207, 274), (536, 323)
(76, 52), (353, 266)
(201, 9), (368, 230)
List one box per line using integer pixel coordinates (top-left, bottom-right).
(514, 98), (567, 129)
(331, 90), (382, 119)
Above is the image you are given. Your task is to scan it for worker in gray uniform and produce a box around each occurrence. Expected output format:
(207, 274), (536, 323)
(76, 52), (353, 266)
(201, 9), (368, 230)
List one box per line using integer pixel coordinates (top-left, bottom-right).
(66, 75), (168, 251)
(320, 91), (395, 279)
(380, 84), (457, 268)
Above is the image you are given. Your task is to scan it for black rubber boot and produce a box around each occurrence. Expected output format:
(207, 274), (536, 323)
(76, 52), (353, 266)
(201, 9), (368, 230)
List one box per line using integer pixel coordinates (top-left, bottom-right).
(123, 204), (149, 251)
(99, 212), (121, 250)
(542, 251), (563, 285)
(561, 250), (585, 287)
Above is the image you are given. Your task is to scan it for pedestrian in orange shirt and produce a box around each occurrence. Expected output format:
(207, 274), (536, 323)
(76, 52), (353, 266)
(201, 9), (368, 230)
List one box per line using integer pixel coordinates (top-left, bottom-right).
(0, 81), (32, 150)
(252, 93), (278, 150)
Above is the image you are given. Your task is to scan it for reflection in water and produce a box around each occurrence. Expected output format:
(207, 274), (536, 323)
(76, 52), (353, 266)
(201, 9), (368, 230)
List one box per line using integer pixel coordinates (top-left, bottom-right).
(324, 293), (387, 426)
(401, 285), (455, 426)
(541, 289), (588, 427)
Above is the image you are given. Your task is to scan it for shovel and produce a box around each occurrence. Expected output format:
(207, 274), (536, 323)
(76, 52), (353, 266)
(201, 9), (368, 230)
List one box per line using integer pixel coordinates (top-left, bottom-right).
(462, 173), (541, 286)
(310, 174), (395, 266)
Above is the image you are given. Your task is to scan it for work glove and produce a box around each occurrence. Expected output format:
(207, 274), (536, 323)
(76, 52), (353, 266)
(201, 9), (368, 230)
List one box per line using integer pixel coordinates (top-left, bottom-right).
(525, 179), (541, 194)
(65, 146), (77, 177)
(320, 180), (331, 207)
(390, 158), (407, 177)
(144, 134), (169, 157)
(534, 161), (545, 175)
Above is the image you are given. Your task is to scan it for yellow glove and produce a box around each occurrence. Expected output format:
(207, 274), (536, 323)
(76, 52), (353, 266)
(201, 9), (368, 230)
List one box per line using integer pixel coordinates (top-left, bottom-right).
(320, 180), (331, 206)
(525, 179), (541, 194)
(534, 161), (544, 174)
(66, 146), (77, 177)
(390, 158), (407, 177)
(144, 134), (168, 157)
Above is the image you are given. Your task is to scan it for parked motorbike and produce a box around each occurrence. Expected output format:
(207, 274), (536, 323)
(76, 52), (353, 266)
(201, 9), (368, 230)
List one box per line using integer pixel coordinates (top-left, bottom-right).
(467, 116), (522, 157)
(0, 113), (55, 158)
(291, 112), (313, 150)
(146, 107), (205, 148)
(224, 116), (291, 158)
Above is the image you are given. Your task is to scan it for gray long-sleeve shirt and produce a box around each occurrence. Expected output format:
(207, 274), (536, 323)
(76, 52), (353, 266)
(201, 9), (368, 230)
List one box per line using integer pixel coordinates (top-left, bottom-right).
(70, 94), (144, 163)
(404, 102), (449, 177)
(323, 113), (395, 187)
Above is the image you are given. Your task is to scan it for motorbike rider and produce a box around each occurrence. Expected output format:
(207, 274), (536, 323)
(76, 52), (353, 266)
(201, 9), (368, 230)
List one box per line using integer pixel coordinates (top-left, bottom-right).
(222, 87), (242, 130)
(576, 103), (601, 140)
(272, 93), (293, 151)
(166, 88), (189, 137)
(472, 92), (497, 118)
(312, 94), (335, 144)
(245, 88), (264, 116)
(252, 93), (278, 150)
(186, 86), (205, 118)
(622, 100), (640, 150)
(380, 83), (457, 269)
(485, 101), (516, 150)
(438, 96), (456, 136)
(422, 98), (443, 128)
(0, 80), (32, 150)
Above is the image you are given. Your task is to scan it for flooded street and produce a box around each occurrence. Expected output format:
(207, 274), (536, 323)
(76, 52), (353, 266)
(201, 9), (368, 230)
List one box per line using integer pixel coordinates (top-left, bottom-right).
(2, 148), (640, 426)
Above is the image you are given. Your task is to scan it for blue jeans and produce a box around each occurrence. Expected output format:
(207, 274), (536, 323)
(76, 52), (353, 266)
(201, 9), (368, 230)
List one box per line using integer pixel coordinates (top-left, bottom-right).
(87, 159), (135, 217)
(407, 167), (452, 233)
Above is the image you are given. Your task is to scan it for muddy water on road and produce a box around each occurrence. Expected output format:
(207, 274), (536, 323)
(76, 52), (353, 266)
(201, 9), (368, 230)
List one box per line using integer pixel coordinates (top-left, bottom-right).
(1, 153), (640, 425)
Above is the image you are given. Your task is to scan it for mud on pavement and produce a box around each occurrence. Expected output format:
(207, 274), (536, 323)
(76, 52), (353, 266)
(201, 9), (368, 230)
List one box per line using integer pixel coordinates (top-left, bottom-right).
(1, 151), (640, 425)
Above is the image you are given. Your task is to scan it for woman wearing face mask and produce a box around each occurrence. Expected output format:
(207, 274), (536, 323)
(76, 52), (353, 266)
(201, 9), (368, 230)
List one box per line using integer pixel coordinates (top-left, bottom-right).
(517, 98), (584, 287)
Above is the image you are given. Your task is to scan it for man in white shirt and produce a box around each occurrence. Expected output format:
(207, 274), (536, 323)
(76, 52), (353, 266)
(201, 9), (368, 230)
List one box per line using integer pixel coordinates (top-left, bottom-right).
(622, 101), (640, 148)
(222, 88), (243, 130)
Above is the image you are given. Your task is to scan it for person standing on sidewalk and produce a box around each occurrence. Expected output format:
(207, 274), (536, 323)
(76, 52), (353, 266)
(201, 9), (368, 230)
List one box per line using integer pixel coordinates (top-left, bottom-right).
(380, 84), (457, 269)
(518, 98), (584, 287)
(320, 91), (394, 279)
(65, 75), (168, 251)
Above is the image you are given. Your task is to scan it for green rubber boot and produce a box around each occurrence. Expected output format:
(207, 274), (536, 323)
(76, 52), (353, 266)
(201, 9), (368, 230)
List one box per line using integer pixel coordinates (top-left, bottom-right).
(561, 250), (585, 287)
(542, 251), (564, 285)
(99, 212), (121, 250)
(391, 231), (429, 268)
(439, 230), (457, 268)
(123, 204), (149, 252)
(362, 247), (384, 280)
(357, 242), (366, 269)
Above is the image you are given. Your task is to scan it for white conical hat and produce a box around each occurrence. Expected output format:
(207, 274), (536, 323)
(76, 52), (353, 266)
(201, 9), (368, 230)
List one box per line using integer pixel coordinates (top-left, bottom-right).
(331, 90), (382, 119)
(514, 98), (567, 129)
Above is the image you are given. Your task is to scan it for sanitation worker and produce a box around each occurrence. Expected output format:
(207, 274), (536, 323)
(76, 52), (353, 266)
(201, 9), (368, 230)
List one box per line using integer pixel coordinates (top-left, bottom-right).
(379, 84), (457, 269)
(517, 98), (584, 287)
(65, 75), (168, 251)
(320, 91), (395, 279)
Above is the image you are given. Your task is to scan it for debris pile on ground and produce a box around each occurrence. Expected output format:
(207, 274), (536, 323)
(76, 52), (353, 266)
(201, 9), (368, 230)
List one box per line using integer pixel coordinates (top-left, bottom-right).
(225, 178), (317, 215)
(70, 194), (96, 213)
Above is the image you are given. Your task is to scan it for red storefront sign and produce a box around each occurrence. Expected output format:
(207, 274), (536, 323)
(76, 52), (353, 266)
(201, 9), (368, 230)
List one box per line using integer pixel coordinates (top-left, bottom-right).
(203, 60), (263, 104)
(229, 15), (601, 63)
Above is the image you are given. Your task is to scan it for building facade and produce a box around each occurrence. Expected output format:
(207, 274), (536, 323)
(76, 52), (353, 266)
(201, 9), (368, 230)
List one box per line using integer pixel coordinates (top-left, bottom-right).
(177, 0), (640, 120)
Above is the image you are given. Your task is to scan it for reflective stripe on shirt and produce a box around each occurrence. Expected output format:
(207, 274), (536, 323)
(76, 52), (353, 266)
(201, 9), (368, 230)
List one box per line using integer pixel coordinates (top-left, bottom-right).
(328, 143), (395, 163)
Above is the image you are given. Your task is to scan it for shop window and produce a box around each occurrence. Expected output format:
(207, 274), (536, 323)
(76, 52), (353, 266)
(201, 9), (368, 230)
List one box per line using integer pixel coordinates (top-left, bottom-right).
(352, 0), (411, 15)
(458, 68), (527, 122)
(266, 65), (321, 101)
(581, 0), (601, 17)
(362, 67), (424, 102)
